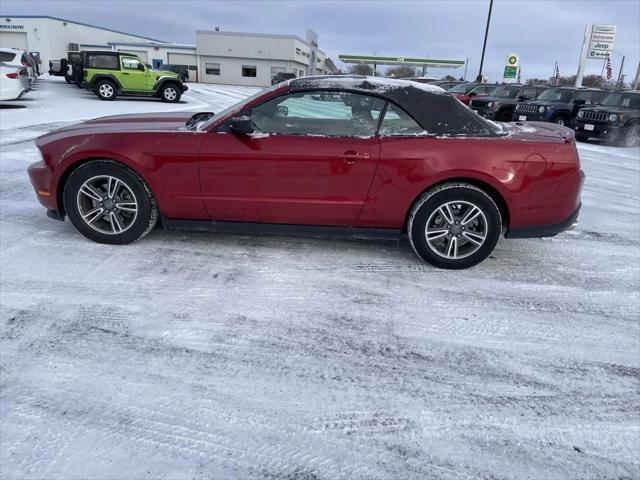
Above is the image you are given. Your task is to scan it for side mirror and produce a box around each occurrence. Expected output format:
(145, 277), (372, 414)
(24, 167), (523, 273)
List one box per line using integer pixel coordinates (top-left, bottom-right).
(468, 91), (477, 97)
(275, 105), (288, 117)
(139, 63), (145, 71)
(574, 99), (586, 105)
(229, 116), (254, 135)
(518, 95), (526, 101)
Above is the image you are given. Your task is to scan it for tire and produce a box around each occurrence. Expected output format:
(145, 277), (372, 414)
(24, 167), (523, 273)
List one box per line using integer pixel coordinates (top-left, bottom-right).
(621, 124), (640, 148)
(407, 183), (502, 269)
(94, 79), (117, 101)
(551, 115), (569, 127)
(64, 75), (72, 84)
(63, 160), (158, 245)
(497, 109), (512, 122)
(160, 83), (181, 103)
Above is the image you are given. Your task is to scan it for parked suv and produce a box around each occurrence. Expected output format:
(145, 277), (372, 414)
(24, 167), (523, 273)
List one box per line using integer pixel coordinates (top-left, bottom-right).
(513, 87), (608, 126)
(156, 63), (189, 82)
(271, 72), (296, 85)
(448, 83), (496, 105)
(574, 90), (640, 147)
(78, 51), (188, 102)
(470, 84), (548, 121)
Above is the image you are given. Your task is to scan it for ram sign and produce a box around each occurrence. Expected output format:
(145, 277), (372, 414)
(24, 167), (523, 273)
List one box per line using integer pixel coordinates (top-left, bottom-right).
(588, 24), (616, 59)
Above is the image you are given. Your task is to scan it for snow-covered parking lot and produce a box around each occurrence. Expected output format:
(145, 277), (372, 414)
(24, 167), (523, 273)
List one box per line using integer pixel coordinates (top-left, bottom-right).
(1, 77), (639, 479)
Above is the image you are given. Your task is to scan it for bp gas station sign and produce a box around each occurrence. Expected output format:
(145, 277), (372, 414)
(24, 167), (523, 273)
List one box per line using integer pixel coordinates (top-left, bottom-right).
(503, 54), (519, 79)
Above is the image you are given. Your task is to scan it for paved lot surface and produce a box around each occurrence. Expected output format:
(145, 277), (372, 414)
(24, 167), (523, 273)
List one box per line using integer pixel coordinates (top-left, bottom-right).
(1, 77), (639, 479)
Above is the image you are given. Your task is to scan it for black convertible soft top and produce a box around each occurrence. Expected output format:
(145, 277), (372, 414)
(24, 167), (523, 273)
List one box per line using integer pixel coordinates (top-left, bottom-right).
(289, 75), (504, 137)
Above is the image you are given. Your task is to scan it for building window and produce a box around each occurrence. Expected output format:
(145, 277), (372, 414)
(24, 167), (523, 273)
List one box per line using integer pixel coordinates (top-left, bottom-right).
(242, 65), (257, 77)
(205, 63), (220, 75)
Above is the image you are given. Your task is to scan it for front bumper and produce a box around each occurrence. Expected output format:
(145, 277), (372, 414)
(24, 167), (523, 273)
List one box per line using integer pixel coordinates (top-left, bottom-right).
(574, 120), (623, 140)
(27, 160), (58, 212)
(512, 110), (550, 122)
(470, 106), (498, 119)
(506, 202), (581, 238)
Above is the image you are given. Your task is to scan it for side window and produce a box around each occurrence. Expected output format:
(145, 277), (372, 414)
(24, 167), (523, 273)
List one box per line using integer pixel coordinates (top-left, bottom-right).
(521, 87), (537, 99)
(250, 91), (384, 137)
(0, 51), (15, 62)
(574, 91), (593, 104)
(121, 57), (142, 70)
(378, 103), (424, 136)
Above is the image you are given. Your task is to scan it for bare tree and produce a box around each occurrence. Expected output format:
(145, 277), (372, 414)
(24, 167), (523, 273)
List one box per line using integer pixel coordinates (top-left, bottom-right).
(348, 64), (373, 76)
(385, 66), (417, 78)
(525, 78), (548, 85)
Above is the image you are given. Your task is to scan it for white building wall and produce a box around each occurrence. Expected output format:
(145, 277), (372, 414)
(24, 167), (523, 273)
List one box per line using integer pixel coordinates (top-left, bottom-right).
(199, 56), (309, 86)
(0, 16), (161, 66)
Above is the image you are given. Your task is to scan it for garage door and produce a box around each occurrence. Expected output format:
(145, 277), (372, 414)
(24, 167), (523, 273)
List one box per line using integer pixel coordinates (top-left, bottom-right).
(167, 53), (197, 67)
(0, 31), (28, 50)
(118, 49), (148, 62)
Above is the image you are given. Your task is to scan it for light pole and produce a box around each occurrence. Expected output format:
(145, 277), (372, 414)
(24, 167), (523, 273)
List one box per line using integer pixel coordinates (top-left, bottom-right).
(611, 50), (625, 89)
(476, 0), (494, 82)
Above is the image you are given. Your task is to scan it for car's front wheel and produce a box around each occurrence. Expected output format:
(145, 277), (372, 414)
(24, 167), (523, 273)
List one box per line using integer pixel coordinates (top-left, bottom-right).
(621, 124), (640, 147)
(160, 83), (181, 103)
(408, 183), (502, 269)
(94, 80), (117, 100)
(551, 115), (569, 126)
(63, 161), (158, 244)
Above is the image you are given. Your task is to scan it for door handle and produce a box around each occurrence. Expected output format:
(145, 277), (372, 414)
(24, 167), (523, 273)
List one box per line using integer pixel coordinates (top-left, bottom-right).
(122, 72), (130, 75)
(341, 151), (369, 164)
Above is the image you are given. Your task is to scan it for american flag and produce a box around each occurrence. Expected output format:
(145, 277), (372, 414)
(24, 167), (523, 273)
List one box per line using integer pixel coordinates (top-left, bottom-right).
(553, 62), (560, 86)
(605, 55), (612, 80)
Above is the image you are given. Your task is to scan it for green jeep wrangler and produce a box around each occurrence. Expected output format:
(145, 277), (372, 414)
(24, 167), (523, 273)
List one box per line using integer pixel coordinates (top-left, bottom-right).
(78, 51), (188, 102)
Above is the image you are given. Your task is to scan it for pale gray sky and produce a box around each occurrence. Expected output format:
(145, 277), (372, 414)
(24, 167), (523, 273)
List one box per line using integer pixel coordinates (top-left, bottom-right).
(2, 0), (639, 82)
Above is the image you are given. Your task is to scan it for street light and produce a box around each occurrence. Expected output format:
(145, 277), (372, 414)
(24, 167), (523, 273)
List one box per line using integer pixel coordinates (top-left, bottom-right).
(476, 0), (494, 82)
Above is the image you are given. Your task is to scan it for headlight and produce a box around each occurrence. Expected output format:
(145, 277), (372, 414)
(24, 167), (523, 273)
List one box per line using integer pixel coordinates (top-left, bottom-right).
(487, 102), (494, 108)
(609, 114), (618, 122)
(577, 110), (584, 118)
(538, 106), (546, 113)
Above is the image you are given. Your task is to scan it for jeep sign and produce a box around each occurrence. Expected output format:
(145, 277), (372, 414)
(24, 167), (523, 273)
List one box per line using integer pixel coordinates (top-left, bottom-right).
(588, 24), (616, 59)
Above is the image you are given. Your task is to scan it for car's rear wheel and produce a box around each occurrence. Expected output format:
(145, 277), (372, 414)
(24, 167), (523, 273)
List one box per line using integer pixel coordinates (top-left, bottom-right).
(160, 83), (181, 103)
(408, 183), (502, 269)
(94, 80), (117, 101)
(63, 161), (158, 245)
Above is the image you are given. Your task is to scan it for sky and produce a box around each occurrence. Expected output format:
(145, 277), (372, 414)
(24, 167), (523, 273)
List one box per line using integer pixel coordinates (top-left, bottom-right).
(2, 0), (639, 83)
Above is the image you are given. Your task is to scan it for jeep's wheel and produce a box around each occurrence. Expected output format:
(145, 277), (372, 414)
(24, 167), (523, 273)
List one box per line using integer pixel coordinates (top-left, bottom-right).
(64, 75), (72, 84)
(94, 80), (117, 101)
(63, 161), (158, 245)
(497, 110), (512, 122)
(552, 115), (569, 126)
(160, 84), (181, 103)
(622, 124), (640, 148)
(408, 183), (502, 269)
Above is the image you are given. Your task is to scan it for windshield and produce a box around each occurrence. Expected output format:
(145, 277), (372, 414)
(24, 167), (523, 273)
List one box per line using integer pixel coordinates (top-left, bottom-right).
(601, 92), (640, 109)
(537, 88), (574, 103)
(195, 84), (281, 131)
(493, 85), (521, 98)
(448, 83), (476, 94)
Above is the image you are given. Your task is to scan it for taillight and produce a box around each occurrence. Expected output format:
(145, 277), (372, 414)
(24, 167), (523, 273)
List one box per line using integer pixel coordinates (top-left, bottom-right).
(6, 73), (18, 79)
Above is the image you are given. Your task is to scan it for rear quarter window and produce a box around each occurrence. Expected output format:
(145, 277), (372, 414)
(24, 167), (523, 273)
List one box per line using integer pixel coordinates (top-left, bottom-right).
(87, 54), (118, 69)
(0, 51), (16, 62)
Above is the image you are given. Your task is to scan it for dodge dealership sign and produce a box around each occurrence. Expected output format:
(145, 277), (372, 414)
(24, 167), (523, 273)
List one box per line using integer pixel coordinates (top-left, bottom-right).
(588, 24), (616, 58)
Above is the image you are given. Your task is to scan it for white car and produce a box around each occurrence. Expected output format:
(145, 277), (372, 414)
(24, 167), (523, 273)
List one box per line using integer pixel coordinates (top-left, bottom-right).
(0, 64), (30, 101)
(0, 47), (34, 83)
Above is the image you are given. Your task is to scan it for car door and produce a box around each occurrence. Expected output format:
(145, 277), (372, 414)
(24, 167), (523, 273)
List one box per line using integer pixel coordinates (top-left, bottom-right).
(198, 90), (383, 226)
(120, 56), (149, 90)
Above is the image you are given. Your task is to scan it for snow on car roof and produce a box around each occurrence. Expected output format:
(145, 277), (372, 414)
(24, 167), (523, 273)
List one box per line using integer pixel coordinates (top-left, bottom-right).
(289, 75), (446, 95)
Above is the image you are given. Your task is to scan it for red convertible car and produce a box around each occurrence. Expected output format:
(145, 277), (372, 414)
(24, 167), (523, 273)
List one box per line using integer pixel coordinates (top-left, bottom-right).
(28, 76), (583, 269)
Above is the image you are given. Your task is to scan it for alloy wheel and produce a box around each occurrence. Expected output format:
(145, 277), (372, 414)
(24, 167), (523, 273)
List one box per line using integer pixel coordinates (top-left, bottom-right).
(76, 175), (138, 235)
(99, 84), (114, 98)
(164, 87), (177, 101)
(425, 201), (488, 260)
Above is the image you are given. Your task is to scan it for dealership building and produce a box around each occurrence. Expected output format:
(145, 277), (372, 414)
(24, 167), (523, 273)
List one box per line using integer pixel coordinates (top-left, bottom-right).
(0, 15), (335, 86)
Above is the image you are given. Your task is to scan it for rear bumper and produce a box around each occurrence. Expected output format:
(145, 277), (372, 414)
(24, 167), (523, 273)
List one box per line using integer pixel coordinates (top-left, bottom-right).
(506, 202), (581, 238)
